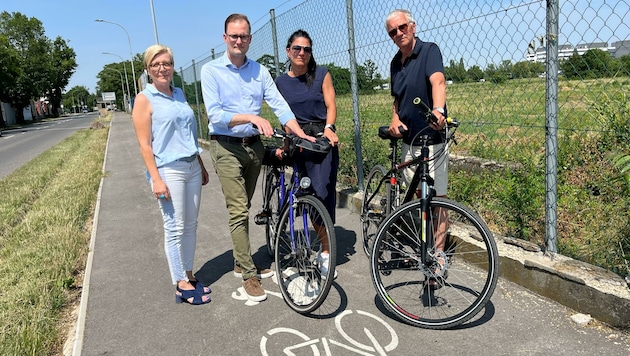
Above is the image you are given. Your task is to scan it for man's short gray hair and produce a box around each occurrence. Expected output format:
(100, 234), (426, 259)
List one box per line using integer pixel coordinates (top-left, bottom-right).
(385, 9), (416, 31)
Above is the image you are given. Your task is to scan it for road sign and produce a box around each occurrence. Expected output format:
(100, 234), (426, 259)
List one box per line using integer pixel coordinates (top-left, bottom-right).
(102, 92), (116, 101)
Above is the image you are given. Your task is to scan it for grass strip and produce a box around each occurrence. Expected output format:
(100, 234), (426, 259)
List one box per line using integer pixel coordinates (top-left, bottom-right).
(0, 122), (108, 355)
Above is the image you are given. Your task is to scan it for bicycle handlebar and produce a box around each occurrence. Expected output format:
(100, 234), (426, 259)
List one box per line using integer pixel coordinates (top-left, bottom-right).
(412, 97), (459, 127)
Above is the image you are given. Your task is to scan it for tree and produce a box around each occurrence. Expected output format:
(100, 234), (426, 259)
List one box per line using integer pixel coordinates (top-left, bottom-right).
(323, 63), (351, 95)
(560, 49), (621, 80)
(512, 60), (545, 78)
(445, 58), (467, 82)
(45, 37), (77, 117)
(63, 86), (91, 113)
(97, 64), (127, 110)
(467, 65), (484, 82)
(0, 12), (50, 122)
(0, 34), (21, 127)
(619, 55), (630, 77)
(0, 11), (77, 121)
(256, 54), (285, 79)
(357, 59), (385, 93)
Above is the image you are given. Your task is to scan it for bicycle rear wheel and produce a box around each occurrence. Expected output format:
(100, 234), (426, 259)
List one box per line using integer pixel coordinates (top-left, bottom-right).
(361, 165), (392, 257)
(370, 197), (499, 329)
(262, 166), (281, 256)
(275, 195), (336, 314)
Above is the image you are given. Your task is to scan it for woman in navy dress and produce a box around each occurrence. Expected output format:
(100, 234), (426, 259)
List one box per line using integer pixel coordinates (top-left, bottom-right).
(275, 29), (339, 278)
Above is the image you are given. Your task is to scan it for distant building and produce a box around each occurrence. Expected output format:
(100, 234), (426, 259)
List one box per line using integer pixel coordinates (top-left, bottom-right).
(526, 41), (623, 63)
(611, 40), (630, 57)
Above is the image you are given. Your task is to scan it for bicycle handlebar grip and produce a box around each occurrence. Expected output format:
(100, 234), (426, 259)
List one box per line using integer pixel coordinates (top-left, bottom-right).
(412, 97), (458, 126)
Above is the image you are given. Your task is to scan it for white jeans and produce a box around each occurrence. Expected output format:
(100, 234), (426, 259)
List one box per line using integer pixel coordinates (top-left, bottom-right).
(152, 159), (202, 284)
(401, 142), (449, 196)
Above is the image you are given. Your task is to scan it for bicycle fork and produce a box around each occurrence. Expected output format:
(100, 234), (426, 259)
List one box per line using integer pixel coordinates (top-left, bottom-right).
(289, 173), (312, 256)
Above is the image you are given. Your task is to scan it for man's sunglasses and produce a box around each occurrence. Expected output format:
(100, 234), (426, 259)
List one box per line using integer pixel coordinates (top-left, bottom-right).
(388, 22), (412, 38)
(291, 45), (312, 54)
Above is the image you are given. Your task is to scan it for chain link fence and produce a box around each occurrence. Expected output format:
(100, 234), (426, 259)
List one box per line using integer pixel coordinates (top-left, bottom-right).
(174, 0), (630, 276)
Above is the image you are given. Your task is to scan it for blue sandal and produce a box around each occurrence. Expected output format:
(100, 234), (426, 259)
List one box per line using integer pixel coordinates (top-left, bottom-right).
(191, 280), (211, 295)
(175, 287), (210, 305)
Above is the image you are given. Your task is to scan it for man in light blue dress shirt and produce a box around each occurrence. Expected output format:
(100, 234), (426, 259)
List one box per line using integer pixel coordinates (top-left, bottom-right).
(201, 13), (313, 303)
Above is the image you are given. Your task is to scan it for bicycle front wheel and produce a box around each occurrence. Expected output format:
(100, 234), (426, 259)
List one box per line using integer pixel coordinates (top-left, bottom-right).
(361, 165), (391, 258)
(370, 197), (499, 329)
(275, 195), (336, 314)
(262, 166), (281, 256)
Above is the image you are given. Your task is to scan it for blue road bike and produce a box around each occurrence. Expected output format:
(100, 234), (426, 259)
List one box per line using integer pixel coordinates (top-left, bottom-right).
(255, 129), (336, 314)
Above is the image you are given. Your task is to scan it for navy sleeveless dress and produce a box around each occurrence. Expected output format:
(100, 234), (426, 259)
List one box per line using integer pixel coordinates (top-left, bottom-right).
(275, 67), (339, 222)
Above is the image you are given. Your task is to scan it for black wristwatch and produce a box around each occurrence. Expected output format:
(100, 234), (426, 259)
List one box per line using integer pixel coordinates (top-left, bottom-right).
(325, 124), (336, 133)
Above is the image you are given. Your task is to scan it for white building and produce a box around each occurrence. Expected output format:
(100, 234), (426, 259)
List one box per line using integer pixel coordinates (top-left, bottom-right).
(526, 41), (619, 63)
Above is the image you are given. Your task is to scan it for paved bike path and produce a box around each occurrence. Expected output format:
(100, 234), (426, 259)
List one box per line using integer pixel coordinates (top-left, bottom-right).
(74, 112), (630, 355)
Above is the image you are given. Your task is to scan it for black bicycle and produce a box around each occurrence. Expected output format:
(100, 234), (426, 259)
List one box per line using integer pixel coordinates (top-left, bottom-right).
(255, 129), (336, 314)
(366, 98), (500, 329)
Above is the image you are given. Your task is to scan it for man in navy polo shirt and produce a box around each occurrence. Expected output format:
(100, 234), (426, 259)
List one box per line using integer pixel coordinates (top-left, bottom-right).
(385, 8), (450, 280)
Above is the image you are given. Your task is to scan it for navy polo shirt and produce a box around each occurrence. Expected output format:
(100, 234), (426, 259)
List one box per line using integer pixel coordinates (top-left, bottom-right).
(390, 38), (446, 145)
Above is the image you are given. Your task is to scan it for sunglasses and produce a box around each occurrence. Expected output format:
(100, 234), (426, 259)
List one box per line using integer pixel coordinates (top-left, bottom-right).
(291, 45), (312, 54)
(388, 22), (412, 38)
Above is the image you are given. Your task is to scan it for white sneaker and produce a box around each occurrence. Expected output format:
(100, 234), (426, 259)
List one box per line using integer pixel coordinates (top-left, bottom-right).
(316, 252), (338, 280)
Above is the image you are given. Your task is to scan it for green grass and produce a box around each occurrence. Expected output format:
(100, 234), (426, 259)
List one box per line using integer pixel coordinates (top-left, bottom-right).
(0, 118), (109, 355)
(327, 76), (630, 277)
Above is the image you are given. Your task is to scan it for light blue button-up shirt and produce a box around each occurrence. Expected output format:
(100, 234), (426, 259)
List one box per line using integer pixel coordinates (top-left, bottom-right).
(142, 84), (201, 167)
(200, 53), (295, 137)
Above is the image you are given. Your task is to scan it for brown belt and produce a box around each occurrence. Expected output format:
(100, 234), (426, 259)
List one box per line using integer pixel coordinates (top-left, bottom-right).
(210, 134), (260, 145)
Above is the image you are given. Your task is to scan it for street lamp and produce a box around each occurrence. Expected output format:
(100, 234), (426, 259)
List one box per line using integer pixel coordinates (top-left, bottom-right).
(102, 52), (131, 111)
(103, 68), (127, 112)
(150, 0), (160, 44)
(94, 19), (138, 96)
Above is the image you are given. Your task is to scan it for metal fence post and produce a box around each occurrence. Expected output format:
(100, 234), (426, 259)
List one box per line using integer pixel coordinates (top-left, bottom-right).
(191, 59), (204, 139)
(345, 0), (364, 190)
(545, 0), (560, 254)
(270, 9), (281, 76)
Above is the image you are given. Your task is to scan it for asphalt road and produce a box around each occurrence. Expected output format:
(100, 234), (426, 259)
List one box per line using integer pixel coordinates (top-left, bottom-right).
(70, 112), (630, 356)
(0, 112), (97, 179)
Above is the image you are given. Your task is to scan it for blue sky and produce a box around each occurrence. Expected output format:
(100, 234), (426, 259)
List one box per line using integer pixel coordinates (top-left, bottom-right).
(2, 0), (306, 93)
(4, 0), (628, 95)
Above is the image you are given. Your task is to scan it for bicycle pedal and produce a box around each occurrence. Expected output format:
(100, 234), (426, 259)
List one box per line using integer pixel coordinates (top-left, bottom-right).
(367, 211), (383, 219)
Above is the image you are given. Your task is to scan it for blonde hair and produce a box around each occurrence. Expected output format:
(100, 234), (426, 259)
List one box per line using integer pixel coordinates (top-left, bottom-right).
(143, 44), (174, 69)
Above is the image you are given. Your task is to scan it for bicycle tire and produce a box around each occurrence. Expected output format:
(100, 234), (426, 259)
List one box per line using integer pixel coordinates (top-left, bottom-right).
(275, 195), (336, 314)
(370, 197), (499, 329)
(361, 165), (392, 257)
(262, 166), (281, 256)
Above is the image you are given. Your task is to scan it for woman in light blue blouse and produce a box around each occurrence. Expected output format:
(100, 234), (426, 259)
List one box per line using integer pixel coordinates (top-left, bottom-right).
(132, 44), (210, 305)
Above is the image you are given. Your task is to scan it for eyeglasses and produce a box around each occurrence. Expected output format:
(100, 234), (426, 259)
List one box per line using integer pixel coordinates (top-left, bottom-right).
(226, 34), (252, 42)
(291, 45), (312, 54)
(388, 22), (413, 38)
(149, 62), (173, 70)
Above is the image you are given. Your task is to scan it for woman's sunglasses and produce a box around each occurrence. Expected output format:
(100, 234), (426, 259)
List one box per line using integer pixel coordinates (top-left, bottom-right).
(291, 45), (312, 54)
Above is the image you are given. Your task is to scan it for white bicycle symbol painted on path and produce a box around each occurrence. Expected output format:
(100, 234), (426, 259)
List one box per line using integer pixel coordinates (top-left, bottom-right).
(259, 309), (399, 355)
